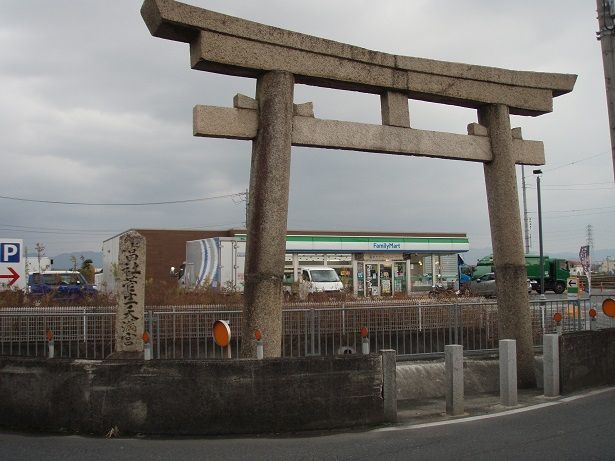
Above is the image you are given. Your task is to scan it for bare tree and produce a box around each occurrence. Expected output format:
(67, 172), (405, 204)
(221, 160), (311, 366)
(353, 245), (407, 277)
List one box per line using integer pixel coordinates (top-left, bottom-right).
(35, 243), (46, 273)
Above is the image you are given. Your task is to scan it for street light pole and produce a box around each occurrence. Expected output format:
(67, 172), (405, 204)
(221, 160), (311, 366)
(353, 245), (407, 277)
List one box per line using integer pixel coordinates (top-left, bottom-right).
(533, 169), (545, 297)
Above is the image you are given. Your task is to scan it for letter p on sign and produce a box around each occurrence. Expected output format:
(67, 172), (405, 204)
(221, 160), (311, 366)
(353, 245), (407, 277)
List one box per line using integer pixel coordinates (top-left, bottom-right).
(1, 243), (20, 263)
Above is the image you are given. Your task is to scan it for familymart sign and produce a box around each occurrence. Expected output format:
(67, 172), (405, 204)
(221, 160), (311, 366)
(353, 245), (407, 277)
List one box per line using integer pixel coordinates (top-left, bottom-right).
(282, 235), (469, 253)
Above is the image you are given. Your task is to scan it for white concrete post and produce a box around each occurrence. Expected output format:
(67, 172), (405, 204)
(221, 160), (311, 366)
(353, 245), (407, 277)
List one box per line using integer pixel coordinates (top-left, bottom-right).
(543, 334), (560, 397)
(292, 254), (299, 283)
(144, 334), (152, 361)
(362, 336), (370, 355)
(590, 316), (597, 331)
(256, 339), (264, 360)
(352, 258), (359, 296)
(406, 260), (412, 294)
(48, 340), (55, 359)
(445, 344), (464, 416)
(381, 349), (397, 422)
(499, 339), (518, 406)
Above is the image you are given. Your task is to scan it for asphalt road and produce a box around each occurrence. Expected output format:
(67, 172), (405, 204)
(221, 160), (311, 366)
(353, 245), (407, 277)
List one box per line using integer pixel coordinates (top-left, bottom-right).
(1, 387), (614, 461)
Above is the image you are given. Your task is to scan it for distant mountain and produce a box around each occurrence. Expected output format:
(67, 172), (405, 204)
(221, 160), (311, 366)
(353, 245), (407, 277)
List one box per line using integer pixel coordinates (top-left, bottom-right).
(48, 251), (103, 270)
(551, 248), (615, 263)
(461, 247), (492, 266)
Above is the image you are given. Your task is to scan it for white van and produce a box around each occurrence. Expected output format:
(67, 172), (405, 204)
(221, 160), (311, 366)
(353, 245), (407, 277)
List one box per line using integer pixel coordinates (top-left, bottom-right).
(283, 266), (344, 300)
(301, 266), (343, 291)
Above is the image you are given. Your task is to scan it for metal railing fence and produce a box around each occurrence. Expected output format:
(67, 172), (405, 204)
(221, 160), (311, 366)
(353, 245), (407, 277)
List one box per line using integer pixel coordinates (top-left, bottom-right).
(0, 297), (610, 360)
(0, 306), (116, 359)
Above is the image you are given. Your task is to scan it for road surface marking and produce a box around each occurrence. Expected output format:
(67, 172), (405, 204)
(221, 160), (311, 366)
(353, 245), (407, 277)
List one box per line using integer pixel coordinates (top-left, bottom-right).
(374, 386), (615, 432)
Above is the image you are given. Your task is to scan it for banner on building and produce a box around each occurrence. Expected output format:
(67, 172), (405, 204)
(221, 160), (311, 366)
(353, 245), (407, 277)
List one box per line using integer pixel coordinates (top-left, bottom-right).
(579, 245), (590, 272)
(579, 245), (591, 294)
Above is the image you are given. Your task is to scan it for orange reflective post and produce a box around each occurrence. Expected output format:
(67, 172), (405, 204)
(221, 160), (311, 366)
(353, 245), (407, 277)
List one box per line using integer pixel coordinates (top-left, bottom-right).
(213, 320), (232, 358)
(361, 327), (370, 354)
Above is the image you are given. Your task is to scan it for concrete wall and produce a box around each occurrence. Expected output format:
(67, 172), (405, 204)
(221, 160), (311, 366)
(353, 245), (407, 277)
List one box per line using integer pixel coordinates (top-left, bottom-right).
(0, 355), (385, 435)
(396, 356), (544, 401)
(559, 329), (615, 393)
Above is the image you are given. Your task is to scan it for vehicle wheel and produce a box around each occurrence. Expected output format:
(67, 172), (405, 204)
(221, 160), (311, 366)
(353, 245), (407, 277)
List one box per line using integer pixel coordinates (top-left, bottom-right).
(554, 282), (565, 295)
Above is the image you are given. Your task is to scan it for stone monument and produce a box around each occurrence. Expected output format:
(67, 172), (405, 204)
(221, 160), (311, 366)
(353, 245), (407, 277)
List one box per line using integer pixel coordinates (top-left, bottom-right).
(112, 230), (146, 358)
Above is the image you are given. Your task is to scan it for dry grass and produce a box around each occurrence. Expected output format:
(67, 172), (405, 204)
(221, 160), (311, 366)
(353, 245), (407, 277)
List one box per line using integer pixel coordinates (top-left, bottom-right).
(144, 279), (243, 306)
(1, 280), (483, 309)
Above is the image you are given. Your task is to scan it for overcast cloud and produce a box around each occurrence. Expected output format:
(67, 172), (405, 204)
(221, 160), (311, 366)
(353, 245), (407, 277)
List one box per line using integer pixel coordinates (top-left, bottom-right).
(0, 0), (613, 261)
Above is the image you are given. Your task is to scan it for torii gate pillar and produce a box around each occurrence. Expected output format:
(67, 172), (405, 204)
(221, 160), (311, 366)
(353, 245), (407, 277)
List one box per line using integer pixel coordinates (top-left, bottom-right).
(241, 71), (294, 358)
(479, 104), (535, 388)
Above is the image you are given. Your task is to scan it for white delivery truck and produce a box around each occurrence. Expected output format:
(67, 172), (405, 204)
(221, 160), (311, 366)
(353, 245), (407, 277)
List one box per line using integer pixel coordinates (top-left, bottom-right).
(175, 237), (343, 298)
(178, 237), (246, 291)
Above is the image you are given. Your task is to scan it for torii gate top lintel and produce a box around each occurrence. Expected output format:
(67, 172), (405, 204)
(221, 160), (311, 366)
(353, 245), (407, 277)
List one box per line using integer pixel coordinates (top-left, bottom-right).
(142, 0), (576, 117)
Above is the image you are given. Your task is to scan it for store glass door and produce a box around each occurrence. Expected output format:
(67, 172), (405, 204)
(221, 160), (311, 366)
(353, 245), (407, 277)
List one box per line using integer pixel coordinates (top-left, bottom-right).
(365, 263), (378, 296)
(393, 262), (406, 295)
(359, 262), (406, 297)
(380, 263), (392, 296)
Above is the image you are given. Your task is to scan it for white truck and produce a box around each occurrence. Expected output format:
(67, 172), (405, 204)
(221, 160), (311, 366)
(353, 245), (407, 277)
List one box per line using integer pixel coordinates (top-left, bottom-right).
(177, 237), (246, 291)
(175, 237), (343, 298)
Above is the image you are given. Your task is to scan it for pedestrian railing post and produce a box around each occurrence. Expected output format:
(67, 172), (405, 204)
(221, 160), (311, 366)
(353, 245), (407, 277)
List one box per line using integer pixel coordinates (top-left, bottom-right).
(143, 329), (152, 361)
(361, 327), (370, 355)
(310, 308), (316, 356)
(256, 329), (264, 360)
(543, 334), (559, 397)
(47, 329), (55, 359)
(499, 339), (517, 406)
(380, 349), (397, 423)
(445, 344), (464, 416)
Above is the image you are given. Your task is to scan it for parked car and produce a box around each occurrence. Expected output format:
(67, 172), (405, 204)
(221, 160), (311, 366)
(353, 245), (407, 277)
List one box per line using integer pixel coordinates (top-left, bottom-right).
(469, 272), (532, 298)
(27, 271), (98, 300)
(283, 266), (344, 300)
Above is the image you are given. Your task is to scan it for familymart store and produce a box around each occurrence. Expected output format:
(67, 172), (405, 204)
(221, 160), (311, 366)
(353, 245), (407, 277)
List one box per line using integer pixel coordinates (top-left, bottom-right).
(283, 232), (470, 297)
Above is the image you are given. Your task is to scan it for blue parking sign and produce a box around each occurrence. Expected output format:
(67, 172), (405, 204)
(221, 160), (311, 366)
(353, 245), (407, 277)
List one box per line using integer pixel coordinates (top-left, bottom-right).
(0, 243), (21, 263)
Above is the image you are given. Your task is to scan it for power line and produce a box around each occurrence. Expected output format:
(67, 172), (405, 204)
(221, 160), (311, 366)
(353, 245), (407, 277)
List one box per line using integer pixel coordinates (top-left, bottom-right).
(0, 192), (246, 207)
(0, 222), (245, 238)
(540, 186), (615, 191)
(0, 228), (112, 236)
(539, 210), (615, 219)
(527, 204), (615, 214)
(525, 184), (615, 191)
(541, 150), (610, 173)
(0, 223), (119, 234)
(542, 181), (614, 186)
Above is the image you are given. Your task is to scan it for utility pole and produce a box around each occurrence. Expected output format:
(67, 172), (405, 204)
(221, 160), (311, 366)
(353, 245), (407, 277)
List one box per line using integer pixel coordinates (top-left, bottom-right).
(533, 170), (545, 297)
(521, 166), (531, 254)
(586, 224), (594, 264)
(244, 188), (249, 229)
(596, 0), (615, 181)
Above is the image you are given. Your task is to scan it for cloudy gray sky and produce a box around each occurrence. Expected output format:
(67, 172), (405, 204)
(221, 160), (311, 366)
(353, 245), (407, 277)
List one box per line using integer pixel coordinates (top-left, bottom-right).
(1, 0), (613, 261)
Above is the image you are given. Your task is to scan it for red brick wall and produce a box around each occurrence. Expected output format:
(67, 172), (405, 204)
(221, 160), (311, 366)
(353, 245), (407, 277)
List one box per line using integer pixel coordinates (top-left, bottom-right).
(135, 229), (231, 287)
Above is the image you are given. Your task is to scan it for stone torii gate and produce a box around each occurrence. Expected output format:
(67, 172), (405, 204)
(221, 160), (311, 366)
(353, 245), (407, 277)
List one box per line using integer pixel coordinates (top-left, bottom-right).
(141, 0), (575, 386)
